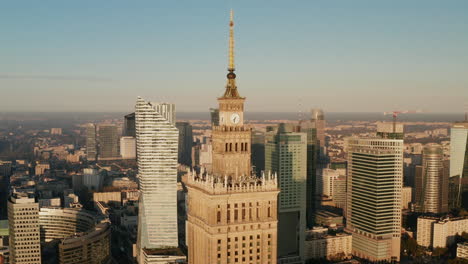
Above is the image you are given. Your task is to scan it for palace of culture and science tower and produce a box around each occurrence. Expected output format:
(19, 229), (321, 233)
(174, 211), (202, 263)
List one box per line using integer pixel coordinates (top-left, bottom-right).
(184, 11), (280, 264)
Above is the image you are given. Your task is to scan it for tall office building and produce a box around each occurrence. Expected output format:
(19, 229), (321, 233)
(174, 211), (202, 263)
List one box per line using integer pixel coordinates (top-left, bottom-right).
(8, 193), (41, 264)
(376, 121), (404, 140)
(415, 144), (448, 213)
(98, 124), (119, 159)
(298, 121), (318, 228)
(86, 123), (97, 161)
(449, 121), (468, 209)
(176, 122), (193, 166)
(124, 112), (136, 137)
(251, 130), (265, 175)
(210, 108), (219, 126)
(346, 138), (403, 262)
(135, 98), (183, 263)
(265, 124), (307, 262)
(0, 161), (12, 219)
(185, 11), (279, 264)
(311, 109), (326, 159)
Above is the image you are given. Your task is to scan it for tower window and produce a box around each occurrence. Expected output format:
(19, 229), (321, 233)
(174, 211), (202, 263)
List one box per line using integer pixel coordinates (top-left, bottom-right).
(230, 143), (232, 152)
(235, 143), (238, 152)
(225, 143), (228, 152)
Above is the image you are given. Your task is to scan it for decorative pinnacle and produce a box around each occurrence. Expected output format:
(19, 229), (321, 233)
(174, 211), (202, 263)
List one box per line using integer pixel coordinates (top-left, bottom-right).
(228, 9), (235, 72)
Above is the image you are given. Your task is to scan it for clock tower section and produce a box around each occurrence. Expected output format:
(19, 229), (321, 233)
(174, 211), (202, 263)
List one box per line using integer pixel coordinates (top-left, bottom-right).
(212, 11), (251, 180)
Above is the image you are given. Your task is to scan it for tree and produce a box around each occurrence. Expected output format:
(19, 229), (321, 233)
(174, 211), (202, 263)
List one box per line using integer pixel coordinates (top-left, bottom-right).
(448, 258), (468, 264)
(432, 246), (448, 257)
(401, 235), (420, 256)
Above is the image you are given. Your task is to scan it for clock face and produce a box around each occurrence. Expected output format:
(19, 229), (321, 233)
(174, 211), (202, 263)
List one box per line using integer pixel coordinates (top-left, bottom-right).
(230, 113), (240, 124)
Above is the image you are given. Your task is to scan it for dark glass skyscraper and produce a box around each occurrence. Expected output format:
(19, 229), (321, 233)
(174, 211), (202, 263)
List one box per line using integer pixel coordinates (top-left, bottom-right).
(299, 121), (318, 228)
(0, 161), (12, 219)
(251, 130), (265, 175)
(311, 109), (326, 160)
(124, 112), (136, 137)
(176, 122), (193, 166)
(209, 108), (219, 126)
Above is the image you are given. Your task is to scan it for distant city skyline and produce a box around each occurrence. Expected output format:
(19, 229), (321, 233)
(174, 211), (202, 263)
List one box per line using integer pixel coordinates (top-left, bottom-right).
(1, 1), (467, 112)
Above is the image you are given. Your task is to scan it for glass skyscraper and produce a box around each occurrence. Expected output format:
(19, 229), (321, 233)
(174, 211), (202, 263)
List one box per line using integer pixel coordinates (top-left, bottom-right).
(415, 144), (448, 213)
(265, 123), (307, 262)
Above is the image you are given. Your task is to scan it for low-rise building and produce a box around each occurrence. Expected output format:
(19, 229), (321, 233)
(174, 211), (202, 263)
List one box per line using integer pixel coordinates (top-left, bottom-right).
(417, 216), (468, 248)
(315, 210), (344, 227)
(39, 207), (111, 264)
(50, 128), (63, 135)
(304, 228), (352, 261)
(457, 242), (468, 259)
(35, 162), (50, 176)
(110, 177), (138, 189)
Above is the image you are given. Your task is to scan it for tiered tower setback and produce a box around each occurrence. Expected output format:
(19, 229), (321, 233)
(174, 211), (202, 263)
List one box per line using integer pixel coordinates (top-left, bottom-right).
(185, 10), (279, 264)
(211, 10), (251, 180)
(135, 98), (181, 263)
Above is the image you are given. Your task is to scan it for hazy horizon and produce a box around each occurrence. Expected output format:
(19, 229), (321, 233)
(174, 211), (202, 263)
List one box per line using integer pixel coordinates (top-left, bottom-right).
(0, 111), (465, 123)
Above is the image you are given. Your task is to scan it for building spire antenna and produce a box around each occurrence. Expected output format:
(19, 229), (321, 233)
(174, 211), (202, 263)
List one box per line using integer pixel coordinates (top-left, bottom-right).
(228, 9), (235, 72)
(222, 9), (239, 98)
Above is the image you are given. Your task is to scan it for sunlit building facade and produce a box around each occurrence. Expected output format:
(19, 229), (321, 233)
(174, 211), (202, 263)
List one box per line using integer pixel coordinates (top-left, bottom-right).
(345, 138), (403, 262)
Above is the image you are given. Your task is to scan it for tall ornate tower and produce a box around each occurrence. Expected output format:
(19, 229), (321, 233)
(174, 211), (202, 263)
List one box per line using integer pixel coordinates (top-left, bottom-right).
(185, 11), (279, 264)
(212, 10), (251, 179)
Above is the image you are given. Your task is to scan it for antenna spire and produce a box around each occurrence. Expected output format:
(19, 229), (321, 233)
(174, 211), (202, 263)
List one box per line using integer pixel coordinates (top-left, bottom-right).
(222, 9), (240, 98)
(228, 9), (235, 71)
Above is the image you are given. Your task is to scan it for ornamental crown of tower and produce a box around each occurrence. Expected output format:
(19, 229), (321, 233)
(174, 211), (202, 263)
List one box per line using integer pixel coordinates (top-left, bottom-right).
(211, 10), (252, 180)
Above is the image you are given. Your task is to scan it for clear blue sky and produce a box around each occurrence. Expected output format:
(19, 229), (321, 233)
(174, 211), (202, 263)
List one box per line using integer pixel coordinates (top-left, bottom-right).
(1, 0), (467, 113)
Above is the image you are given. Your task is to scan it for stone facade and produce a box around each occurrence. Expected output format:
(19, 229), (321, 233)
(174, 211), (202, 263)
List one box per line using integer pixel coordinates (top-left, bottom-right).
(185, 172), (278, 264)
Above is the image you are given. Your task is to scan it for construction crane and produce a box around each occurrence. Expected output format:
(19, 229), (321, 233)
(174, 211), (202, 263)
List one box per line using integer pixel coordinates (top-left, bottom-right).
(383, 110), (417, 133)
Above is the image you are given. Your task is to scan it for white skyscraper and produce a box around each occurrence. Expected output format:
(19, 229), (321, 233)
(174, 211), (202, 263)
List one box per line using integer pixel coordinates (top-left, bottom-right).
(345, 138), (403, 262)
(135, 97), (183, 263)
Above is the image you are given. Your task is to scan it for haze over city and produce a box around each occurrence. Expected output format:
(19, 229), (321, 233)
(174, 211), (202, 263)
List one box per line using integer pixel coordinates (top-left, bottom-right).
(1, 2), (468, 264)
(1, 0), (467, 113)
